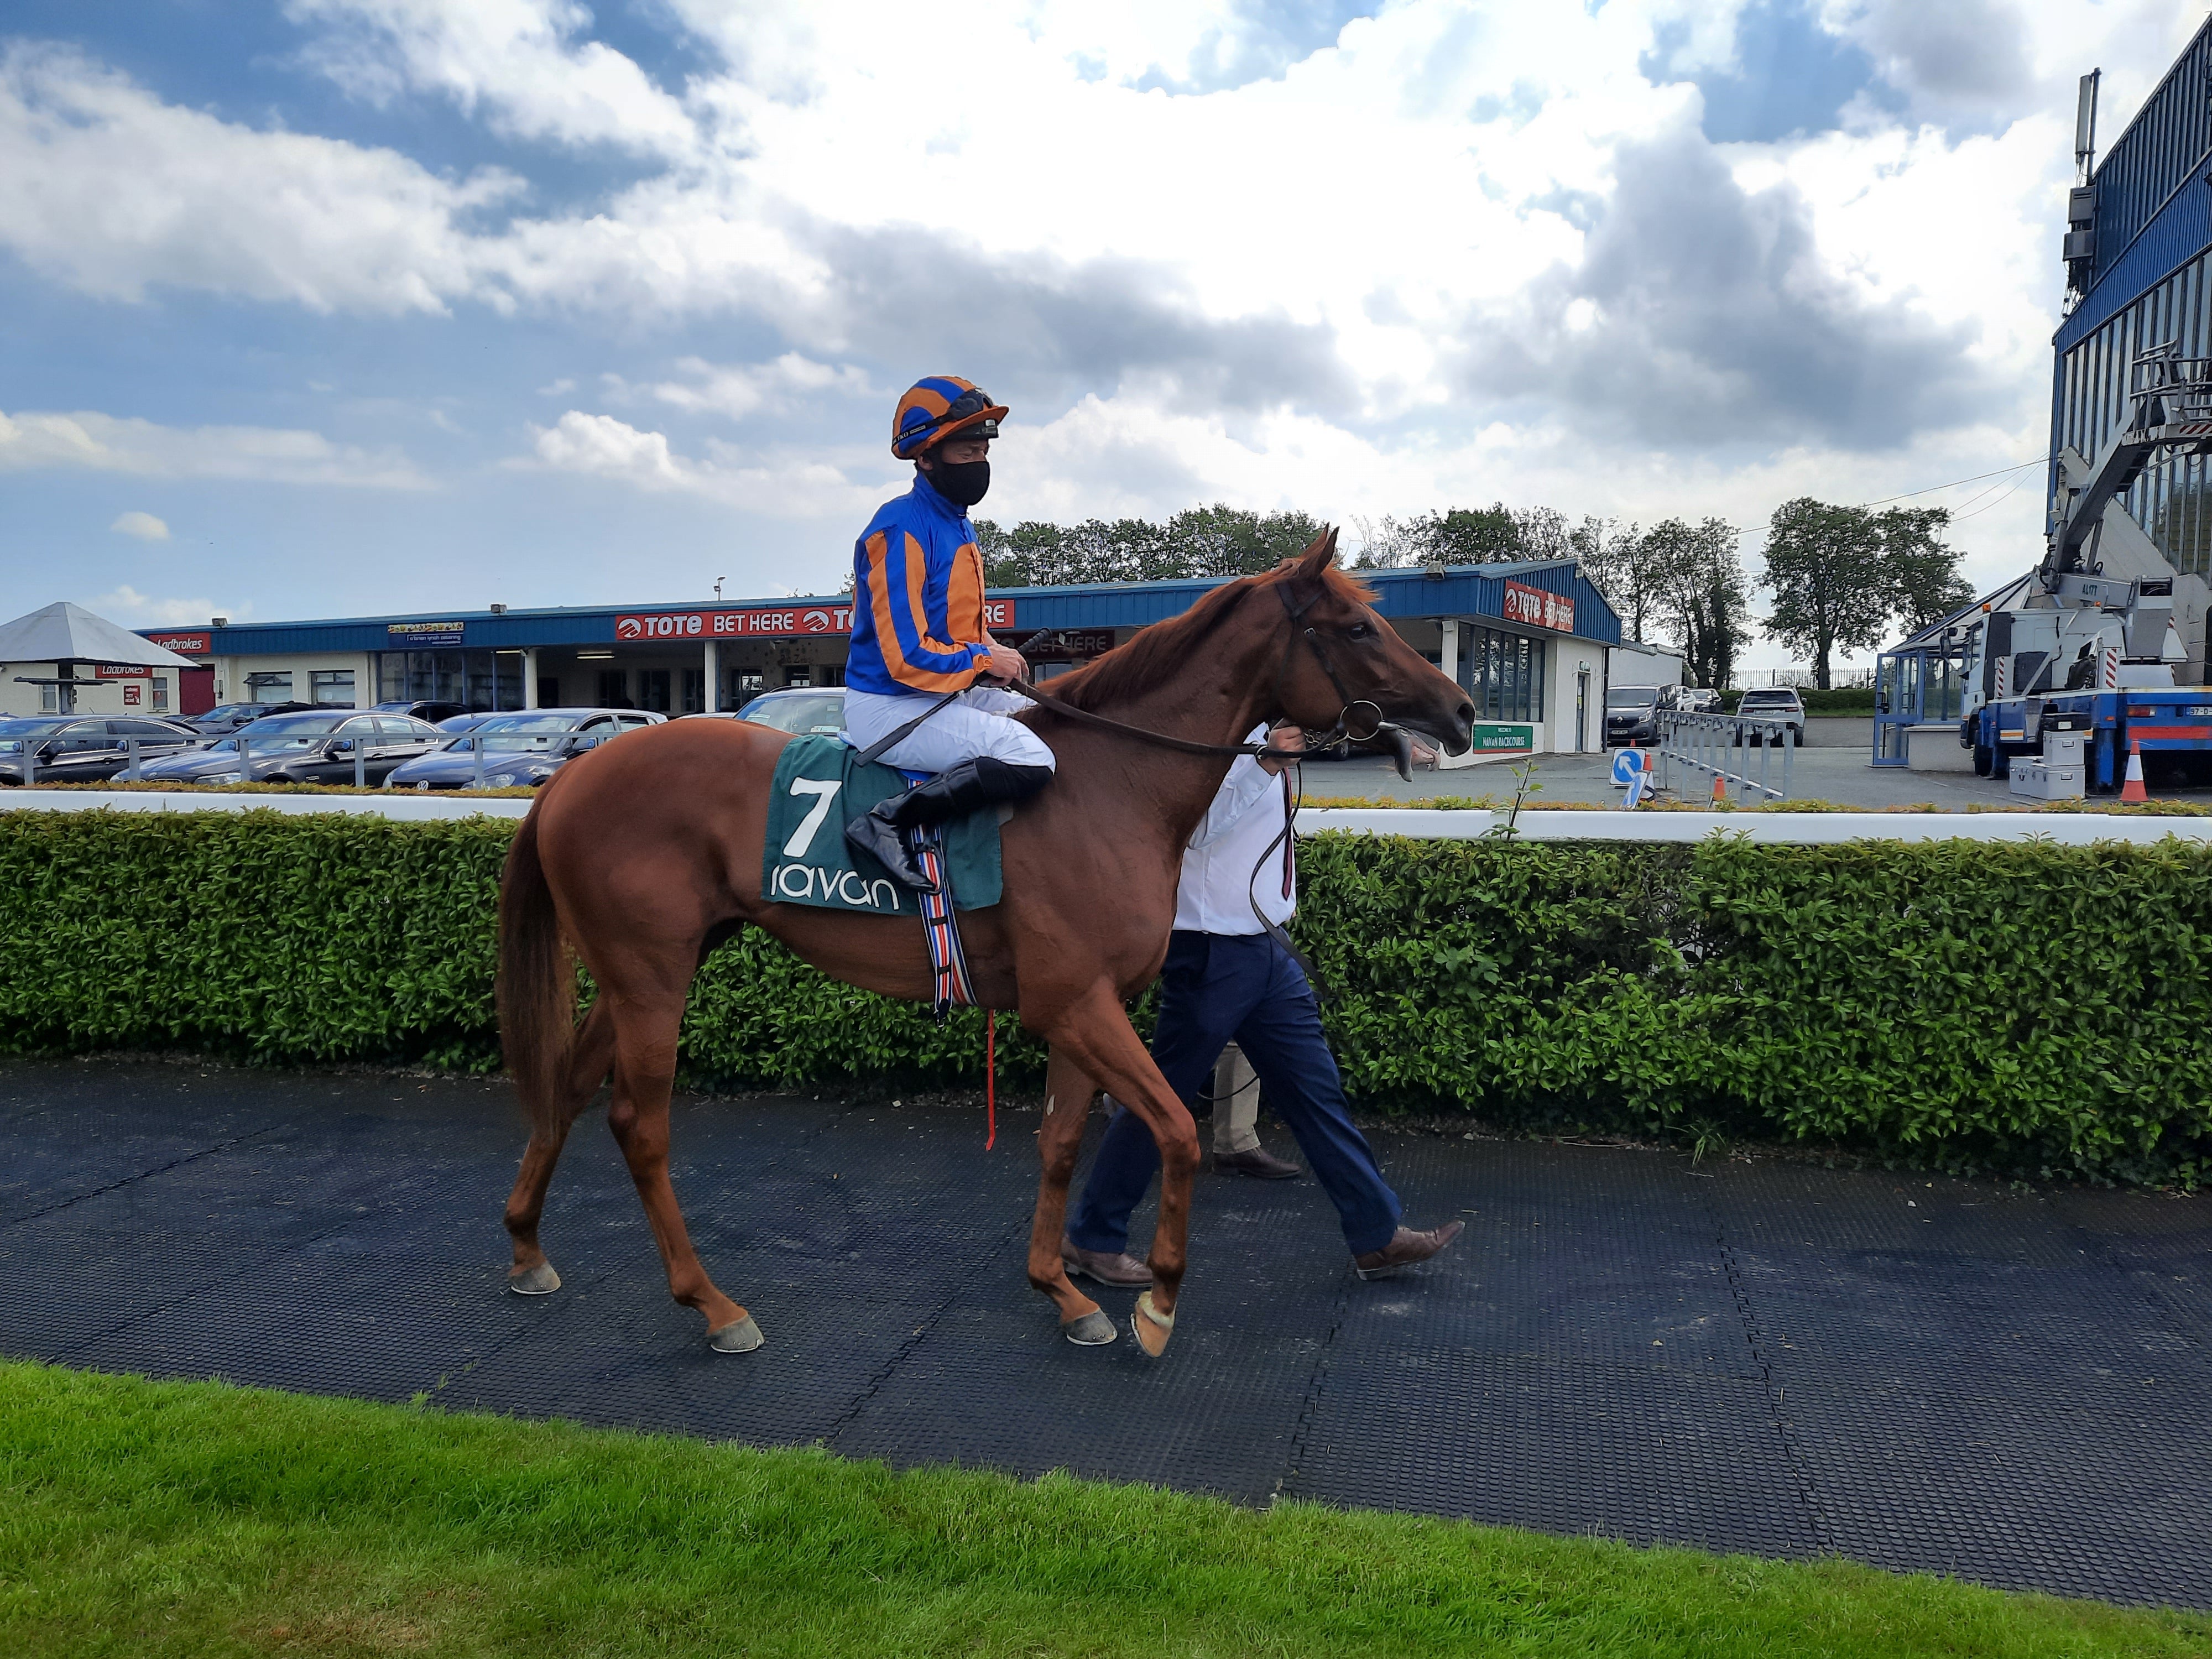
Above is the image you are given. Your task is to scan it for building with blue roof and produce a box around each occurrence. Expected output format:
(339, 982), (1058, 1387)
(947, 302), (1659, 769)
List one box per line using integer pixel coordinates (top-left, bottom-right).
(142, 556), (1626, 759)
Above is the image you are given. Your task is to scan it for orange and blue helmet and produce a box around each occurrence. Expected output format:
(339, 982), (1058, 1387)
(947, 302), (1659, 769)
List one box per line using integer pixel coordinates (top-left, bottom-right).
(891, 375), (1008, 460)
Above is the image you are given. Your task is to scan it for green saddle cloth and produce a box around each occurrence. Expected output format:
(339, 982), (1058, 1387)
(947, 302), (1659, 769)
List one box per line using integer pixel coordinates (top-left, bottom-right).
(761, 735), (1004, 915)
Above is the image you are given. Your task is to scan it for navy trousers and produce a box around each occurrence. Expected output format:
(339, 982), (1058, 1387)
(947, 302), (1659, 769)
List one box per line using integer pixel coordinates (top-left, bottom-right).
(1065, 930), (1403, 1258)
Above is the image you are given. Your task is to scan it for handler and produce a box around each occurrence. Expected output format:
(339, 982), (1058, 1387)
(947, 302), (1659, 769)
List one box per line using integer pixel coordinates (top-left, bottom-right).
(843, 377), (1055, 891)
(1062, 722), (1466, 1284)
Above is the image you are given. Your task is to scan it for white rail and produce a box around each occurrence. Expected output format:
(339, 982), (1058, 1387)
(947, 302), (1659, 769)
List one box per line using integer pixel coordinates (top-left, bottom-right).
(1, 790), (2209, 844)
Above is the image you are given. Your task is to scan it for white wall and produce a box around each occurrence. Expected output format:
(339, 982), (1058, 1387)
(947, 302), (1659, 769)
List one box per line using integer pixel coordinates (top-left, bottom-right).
(219, 651), (374, 708)
(0, 663), (180, 719)
(1609, 644), (1684, 688)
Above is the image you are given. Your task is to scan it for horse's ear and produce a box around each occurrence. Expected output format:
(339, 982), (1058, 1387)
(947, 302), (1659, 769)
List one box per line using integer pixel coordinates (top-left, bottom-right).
(1293, 526), (1339, 583)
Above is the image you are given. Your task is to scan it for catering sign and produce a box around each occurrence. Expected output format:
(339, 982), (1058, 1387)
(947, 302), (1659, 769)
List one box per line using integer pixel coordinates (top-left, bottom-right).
(388, 620), (466, 648)
(143, 633), (210, 655)
(615, 599), (1015, 641)
(1501, 581), (1574, 633)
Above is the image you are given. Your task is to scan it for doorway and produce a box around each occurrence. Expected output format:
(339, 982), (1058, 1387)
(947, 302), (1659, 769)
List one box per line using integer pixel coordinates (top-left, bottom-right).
(1575, 670), (1590, 752)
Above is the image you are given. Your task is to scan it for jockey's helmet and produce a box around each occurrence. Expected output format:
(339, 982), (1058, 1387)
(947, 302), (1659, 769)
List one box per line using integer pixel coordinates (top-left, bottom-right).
(891, 377), (1008, 461)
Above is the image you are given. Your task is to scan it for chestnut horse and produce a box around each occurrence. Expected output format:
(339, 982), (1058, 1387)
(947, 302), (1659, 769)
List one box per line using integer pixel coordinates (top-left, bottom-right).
(495, 531), (1474, 1357)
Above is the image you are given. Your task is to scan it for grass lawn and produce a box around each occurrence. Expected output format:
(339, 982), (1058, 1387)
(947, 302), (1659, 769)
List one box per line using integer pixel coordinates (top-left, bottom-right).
(1, 1362), (2205, 1657)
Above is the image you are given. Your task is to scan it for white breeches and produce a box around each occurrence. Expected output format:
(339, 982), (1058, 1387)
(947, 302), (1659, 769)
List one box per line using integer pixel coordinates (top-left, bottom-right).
(843, 685), (1057, 773)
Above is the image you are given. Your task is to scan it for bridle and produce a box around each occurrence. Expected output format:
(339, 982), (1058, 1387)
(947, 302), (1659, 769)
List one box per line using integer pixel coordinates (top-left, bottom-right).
(1009, 581), (1406, 768)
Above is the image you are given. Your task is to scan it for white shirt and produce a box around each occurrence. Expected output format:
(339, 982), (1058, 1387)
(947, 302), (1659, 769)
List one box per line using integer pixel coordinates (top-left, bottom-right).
(1174, 726), (1297, 935)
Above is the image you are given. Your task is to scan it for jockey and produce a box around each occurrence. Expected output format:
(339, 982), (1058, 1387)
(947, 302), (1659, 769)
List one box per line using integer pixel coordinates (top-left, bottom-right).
(843, 376), (1056, 890)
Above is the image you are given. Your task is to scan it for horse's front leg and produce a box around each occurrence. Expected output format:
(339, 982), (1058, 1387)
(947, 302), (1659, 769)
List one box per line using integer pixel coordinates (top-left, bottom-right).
(1027, 1047), (1115, 1345)
(1036, 982), (1199, 1357)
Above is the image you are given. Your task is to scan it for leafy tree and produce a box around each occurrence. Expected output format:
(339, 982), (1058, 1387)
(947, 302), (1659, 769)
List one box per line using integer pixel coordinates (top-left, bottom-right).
(1569, 516), (1654, 639)
(1642, 518), (1751, 691)
(1882, 506), (1973, 633)
(1351, 503), (1565, 569)
(1759, 499), (1966, 687)
(975, 505), (1322, 586)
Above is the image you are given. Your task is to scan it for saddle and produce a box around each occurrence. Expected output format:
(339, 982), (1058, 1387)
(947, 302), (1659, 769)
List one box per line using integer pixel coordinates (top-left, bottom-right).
(761, 735), (1003, 1016)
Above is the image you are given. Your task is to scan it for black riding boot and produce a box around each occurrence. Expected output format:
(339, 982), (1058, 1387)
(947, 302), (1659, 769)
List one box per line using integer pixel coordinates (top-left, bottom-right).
(844, 758), (1053, 892)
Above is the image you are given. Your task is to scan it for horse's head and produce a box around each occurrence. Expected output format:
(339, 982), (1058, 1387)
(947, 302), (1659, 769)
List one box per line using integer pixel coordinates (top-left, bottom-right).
(1267, 529), (1476, 759)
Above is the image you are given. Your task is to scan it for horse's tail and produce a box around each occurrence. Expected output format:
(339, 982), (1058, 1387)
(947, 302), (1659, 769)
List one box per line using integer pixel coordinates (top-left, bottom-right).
(497, 805), (573, 1140)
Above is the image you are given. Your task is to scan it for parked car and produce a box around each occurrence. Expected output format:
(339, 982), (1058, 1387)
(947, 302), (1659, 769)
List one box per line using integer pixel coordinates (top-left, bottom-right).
(383, 708), (665, 790)
(1732, 688), (1806, 745)
(0, 716), (202, 785)
(732, 687), (847, 736)
(1675, 686), (1723, 714)
(139, 733), (249, 784)
(1604, 686), (1666, 746)
(187, 701), (315, 735)
(195, 709), (446, 785)
(435, 712), (503, 733)
(373, 699), (469, 725)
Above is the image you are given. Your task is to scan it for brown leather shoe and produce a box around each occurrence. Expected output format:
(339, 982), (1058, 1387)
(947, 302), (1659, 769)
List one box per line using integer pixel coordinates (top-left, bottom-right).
(1215, 1144), (1302, 1180)
(1352, 1220), (1467, 1280)
(1061, 1239), (1154, 1287)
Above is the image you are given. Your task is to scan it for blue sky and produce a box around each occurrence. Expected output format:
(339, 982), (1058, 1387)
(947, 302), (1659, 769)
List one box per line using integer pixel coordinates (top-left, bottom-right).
(0, 1), (2201, 667)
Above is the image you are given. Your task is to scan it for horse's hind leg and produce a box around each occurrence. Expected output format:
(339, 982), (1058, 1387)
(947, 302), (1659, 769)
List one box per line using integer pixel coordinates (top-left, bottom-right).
(1027, 1047), (1113, 1345)
(1039, 983), (1199, 1358)
(604, 993), (760, 1353)
(504, 998), (617, 1294)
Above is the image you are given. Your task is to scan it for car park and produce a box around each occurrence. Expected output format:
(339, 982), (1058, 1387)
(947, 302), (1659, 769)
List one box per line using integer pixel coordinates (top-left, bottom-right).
(729, 687), (847, 736)
(383, 708), (665, 790)
(0, 716), (202, 784)
(138, 734), (248, 784)
(194, 709), (446, 785)
(1732, 688), (1806, 744)
(186, 701), (314, 735)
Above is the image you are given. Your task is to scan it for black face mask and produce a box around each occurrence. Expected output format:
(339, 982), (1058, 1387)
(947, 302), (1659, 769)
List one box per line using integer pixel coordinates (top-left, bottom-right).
(924, 457), (990, 508)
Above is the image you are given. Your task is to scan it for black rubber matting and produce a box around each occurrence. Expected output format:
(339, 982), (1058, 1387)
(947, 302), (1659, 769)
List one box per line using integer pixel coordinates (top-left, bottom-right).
(0, 1058), (2205, 1609)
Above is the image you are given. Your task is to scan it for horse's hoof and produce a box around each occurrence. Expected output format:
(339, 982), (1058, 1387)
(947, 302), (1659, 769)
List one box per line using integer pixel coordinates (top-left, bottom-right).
(1131, 1290), (1175, 1358)
(507, 1261), (561, 1296)
(1062, 1310), (1117, 1347)
(709, 1313), (765, 1354)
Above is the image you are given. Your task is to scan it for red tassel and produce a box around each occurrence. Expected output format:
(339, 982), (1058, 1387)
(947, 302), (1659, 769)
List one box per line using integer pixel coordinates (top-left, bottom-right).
(984, 1010), (997, 1150)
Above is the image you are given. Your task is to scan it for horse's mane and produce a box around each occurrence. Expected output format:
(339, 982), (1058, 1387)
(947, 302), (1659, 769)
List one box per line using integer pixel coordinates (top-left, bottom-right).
(1040, 560), (1377, 713)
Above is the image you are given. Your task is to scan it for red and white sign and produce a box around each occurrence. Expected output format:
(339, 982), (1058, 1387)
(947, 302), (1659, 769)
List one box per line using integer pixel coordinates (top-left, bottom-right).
(95, 664), (152, 679)
(122, 684), (142, 706)
(614, 599), (1014, 643)
(143, 633), (211, 655)
(1501, 581), (1574, 634)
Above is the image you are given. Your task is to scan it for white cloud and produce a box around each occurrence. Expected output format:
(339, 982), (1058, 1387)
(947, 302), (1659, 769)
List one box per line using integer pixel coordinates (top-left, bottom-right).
(0, 407), (428, 488)
(108, 510), (169, 540)
(81, 585), (243, 628)
(285, 0), (696, 155)
(0, 43), (518, 314)
(634, 353), (873, 420)
(525, 409), (893, 519)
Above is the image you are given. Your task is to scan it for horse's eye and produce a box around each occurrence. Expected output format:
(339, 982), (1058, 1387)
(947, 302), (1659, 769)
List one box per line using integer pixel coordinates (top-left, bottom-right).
(1348, 622), (1371, 639)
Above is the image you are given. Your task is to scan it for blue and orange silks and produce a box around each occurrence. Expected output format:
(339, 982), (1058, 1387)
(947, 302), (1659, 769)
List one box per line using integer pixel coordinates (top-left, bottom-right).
(848, 474), (992, 696)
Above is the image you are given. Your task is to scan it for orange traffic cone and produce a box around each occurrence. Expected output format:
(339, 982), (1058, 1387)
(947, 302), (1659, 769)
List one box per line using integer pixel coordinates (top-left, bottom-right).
(1710, 772), (1728, 806)
(2120, 739), (2149, 802)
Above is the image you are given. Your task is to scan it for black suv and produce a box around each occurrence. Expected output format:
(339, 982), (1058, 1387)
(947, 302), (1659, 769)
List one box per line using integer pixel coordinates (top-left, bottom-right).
(208, 710), (447, 785)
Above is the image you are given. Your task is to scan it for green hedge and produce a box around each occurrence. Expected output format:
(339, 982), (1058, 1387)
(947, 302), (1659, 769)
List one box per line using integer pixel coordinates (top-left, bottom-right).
(1, 810), (2205, 1185)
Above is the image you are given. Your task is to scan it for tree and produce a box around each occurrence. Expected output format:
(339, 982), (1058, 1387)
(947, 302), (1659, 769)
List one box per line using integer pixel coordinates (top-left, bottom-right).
(1759, 498), (1968, 687)
(974, 505), (1324, 586)
(1569, 516), (1656, 639)
(1881, 505), (1972, 633)
(1641, 518), (1750, 691)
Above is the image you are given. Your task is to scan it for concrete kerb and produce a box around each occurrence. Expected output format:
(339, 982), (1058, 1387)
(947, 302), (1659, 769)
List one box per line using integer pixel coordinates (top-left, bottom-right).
(3, 789), (2211, 845)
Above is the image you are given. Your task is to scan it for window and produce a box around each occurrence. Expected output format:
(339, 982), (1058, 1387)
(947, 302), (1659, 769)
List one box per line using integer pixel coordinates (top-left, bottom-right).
(152, 677), (169, 710)
(682, 668), (705, 714)
(247, 671), (294, 703)
(1455, 624), (1545, 722)
(311, 669), (356, 706)
(817, 663), (844, 687)
(39, 685), (56, 713)
(537, 676), (559, 709)
(731, 671), (763, 707)
(638, 670), (671, 712)
(782, 665), (812, 688)
(597, 669), (629, 708)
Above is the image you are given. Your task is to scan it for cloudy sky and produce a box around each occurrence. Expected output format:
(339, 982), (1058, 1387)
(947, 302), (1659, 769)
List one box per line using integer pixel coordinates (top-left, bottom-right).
(1, 1), (2203, 667)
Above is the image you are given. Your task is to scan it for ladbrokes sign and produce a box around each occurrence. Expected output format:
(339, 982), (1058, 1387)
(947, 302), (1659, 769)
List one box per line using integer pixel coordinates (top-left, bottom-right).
(615, 600), (1015, 641)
